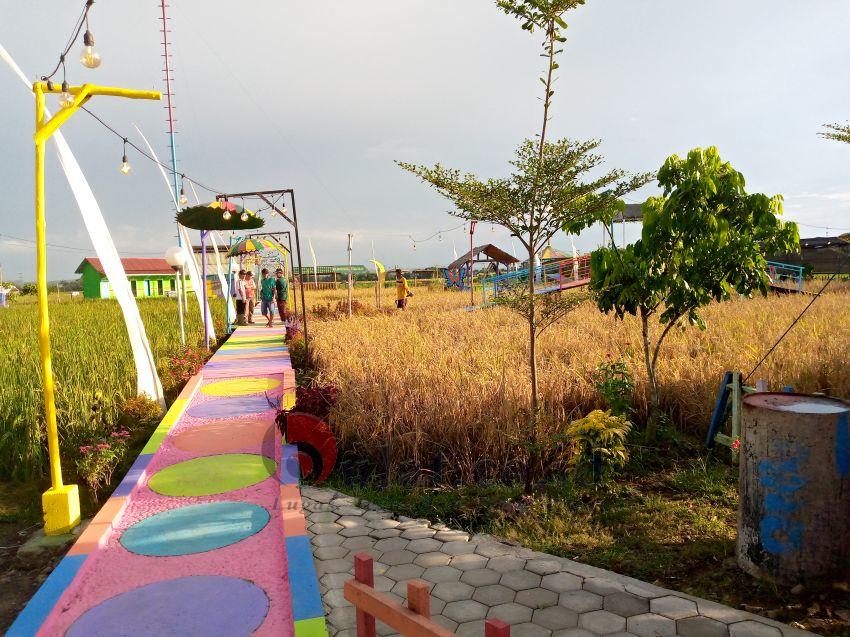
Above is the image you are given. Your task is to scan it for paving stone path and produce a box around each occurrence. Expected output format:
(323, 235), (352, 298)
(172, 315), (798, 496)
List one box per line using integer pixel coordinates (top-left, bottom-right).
(302, 487), (813, 637)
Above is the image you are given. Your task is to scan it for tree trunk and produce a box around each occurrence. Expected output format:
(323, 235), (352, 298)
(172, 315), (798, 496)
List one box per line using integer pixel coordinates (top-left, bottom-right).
(641, 309), (660, 441)
(525, 244), (538, 495)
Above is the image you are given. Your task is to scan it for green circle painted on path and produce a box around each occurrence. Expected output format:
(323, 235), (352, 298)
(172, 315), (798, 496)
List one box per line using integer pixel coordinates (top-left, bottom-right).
(149, 454), (278, 497)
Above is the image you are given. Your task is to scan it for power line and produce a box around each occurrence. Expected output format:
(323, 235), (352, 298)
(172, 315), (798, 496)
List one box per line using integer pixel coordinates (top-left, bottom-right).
(0, 232), (163, 256)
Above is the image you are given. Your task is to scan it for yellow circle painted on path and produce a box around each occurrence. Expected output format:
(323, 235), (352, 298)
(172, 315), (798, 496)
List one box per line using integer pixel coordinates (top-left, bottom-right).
(201, 377), (282, 397)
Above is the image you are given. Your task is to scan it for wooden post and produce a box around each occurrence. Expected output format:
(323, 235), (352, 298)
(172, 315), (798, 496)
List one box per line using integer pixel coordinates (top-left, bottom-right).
(486, 619), (511, 637)
(354, 553), (376, 637)
(407, 581), (430, 618)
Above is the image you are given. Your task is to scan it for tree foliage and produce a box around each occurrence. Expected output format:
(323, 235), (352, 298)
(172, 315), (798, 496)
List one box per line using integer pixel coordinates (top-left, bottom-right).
(590, 147), (799, 437)
(819, 122), (850, 145)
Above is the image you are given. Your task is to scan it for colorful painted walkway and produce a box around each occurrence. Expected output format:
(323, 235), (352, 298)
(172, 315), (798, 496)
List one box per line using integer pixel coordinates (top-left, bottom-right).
(10, 326), (327, 637)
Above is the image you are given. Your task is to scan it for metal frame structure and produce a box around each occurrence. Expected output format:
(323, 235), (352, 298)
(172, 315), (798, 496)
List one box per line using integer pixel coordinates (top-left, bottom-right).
(216, 190), (309, 358)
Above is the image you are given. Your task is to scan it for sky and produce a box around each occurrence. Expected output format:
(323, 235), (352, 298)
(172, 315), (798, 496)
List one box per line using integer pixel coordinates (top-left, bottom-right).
(2, 1), (850, 282)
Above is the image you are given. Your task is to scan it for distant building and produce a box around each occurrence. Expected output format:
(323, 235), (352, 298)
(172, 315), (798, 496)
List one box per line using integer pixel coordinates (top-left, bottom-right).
(76, 258), (178, 300)
(772, 236), (850, 274)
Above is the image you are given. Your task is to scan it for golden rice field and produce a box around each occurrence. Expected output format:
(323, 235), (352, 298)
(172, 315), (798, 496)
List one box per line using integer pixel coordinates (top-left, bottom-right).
(305, 285), (850, 483)
(0, 295), (224, 481)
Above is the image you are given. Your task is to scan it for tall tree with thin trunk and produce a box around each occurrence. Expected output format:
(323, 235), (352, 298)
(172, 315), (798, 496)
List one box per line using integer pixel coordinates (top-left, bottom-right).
(399, 0), (651, 494)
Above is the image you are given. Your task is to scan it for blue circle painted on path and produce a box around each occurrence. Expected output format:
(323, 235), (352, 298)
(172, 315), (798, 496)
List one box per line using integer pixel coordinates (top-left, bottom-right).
(66, 576), (269, 637)
(186, 394), (276, 419)
(120, 502), (270, 556)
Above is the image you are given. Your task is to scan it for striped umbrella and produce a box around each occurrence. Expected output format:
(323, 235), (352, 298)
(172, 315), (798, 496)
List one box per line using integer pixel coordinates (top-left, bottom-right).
(226, 237), (277, 258)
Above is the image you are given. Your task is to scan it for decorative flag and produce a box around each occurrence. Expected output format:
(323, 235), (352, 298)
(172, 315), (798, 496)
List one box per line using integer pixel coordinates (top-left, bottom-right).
(133, 124), (215, 342)
(308, 239), (318, 285)
(0, 43), (164, 406)
(209, 232), (235, 319)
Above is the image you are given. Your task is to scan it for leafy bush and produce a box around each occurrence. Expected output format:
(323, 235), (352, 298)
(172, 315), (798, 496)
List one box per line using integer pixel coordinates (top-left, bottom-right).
(566, 410), (631, 479)
(592, 361), (634, 416)
(119, 394), (163, 446)
(160, 345), (209, 392)
(75, 430), (130, 501)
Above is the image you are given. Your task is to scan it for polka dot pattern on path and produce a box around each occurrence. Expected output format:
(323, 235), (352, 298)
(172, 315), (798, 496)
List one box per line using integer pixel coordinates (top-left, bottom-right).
(148, 454), (277, 497)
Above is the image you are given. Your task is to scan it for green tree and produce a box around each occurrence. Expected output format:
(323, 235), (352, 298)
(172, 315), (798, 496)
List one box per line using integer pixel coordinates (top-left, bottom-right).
(590, 147), (799, 440)
(399, 0), (651, 493)
(819, 122), (850, 144)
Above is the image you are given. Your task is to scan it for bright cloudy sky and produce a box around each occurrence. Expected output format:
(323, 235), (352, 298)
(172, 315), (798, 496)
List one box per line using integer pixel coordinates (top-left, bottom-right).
(2, 1), (850, 281)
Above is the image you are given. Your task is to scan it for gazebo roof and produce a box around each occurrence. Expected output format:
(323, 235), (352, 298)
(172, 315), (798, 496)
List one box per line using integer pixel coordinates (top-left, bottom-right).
(446, 244), (519, 271)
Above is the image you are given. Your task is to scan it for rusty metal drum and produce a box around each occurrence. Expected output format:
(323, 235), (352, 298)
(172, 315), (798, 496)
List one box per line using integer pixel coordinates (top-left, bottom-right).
(738, 393), (850, 585)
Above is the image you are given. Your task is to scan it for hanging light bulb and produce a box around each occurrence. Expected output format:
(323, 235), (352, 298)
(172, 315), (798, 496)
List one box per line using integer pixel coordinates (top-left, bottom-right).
(119, 139), (131, 174)
(240, 212), (249, 222)
(59, 81), (74, 109)
(413, 242), (417, 251)
(438, 234), (443, 242)
(179, 184), (188, 206)
(222, 210), (232, 221)
(79, 30), (101, 69)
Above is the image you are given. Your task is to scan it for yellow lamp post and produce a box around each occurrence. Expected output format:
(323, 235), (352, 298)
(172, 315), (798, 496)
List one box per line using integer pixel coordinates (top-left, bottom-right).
(33, 81), (161, 535)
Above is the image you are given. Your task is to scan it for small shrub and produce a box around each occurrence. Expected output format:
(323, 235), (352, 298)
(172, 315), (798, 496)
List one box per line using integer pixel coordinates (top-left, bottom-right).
(119, 394), (163, 445)
(592, 361), (634, 416)
(160, 345), (209, 392)
(75, 430), (130, 501)
(566, 410), (631, 480)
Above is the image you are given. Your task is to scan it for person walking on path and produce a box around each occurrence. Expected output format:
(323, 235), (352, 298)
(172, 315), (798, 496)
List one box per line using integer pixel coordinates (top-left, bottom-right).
(244, 271), (257, 324)
(274, 268), (289, 323)
(234, 270), (247, 326)
(395, 268), (411, 310)
(260, 268), (276, 328)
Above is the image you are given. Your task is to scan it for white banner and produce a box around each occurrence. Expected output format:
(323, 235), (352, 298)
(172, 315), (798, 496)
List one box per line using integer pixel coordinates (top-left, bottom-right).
(0, 43), (164, 406)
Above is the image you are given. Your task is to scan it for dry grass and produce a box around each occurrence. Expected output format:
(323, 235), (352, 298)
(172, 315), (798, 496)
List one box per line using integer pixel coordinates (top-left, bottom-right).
(306, 285), (850, 483)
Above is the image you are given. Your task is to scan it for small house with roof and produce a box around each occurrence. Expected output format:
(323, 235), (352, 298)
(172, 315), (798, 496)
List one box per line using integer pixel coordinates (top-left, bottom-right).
(76, 257), (178, 300)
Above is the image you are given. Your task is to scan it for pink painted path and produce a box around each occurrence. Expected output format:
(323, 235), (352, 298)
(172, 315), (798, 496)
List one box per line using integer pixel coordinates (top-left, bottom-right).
(12, 326), (325, 637)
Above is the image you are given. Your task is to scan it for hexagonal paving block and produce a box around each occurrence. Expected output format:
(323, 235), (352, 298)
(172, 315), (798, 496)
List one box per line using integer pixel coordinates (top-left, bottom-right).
(339, 526), (372, 538)
(444, 599), (489, 623)
(487, 602), (533, 624)
(442, 540), (477, 556)
(336, 506), (366, 516)
(696, 600), (751, 625)
(369, 528), (402, 539)
(435, 530), (470, 542)
(488, 556), (527, 573)
(559, 590), (604, 613)
(456, 619), (486, 637)
(541, 572), (582, 594)
(312, 532), (344, 547)
(312, 522), (344, 535)
(328, 606), (356, 629)
(414, 552), (452, 568)
(432, 615), (459, 633)
(651, 595), (699, 620)
(510, 623), (553, 637)
(312, 511), (340, 523)
(627, 612), (677, 637)
(317, 559), (354, 575)
(315, 546), (349, 560)
(324, 588), (350, 608)
(728, 620), (782, 637)
(337, 515), (366, 528)
(381, 549), (416, 566)
(515, 587), (558, 609)
(374, 537), (409, 552)
(450, 554), (489, 571)
(604, 592), (650, 617)
(407, 538), (442, 554)
(501, 570), (542, 591)
(432, 581), (475, 602)
(363, 511), (393, 521)
(384, 563), (425, 581)
(676, 615), (730, 637)
(526, 559), (562, 576)
(342, 535), (376, 550)
(472, 584), (515, 606)
(533, 606), (579, 631)
(461, 568), (502, 587)
(474, 542), (514, 558)
(366, 518), (400, 530)
(373, 575), (394, 592)
(579, 610), (627, 634)
(401, 527), (437, 540)
(391, 579), (434, 597)
(583, 577), (625, 596)
(321, 572), (352, 588)
(422, 565), (463, 583)
(552, 629), (597, 637)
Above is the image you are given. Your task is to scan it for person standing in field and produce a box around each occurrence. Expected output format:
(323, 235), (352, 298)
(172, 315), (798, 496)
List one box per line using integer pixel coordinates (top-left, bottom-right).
(244, 271), (257, 324)
(274, 268), (289, 323)
(234, 270), (246, 326)
(260, 268), (276, 328)
(395, 268), (411, 310)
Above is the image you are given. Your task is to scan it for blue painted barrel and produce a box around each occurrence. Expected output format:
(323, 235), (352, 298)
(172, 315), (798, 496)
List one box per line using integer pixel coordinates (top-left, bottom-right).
(738, 393), (850, 584)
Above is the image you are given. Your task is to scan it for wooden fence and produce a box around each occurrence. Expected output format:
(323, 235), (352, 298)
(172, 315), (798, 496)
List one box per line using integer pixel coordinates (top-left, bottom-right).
(344, 553), (510, 637)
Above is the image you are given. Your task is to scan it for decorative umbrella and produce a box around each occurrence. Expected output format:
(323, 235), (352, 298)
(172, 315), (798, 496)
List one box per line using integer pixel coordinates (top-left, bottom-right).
(226, 237), (277, 258)
(176, 201), (265, 231)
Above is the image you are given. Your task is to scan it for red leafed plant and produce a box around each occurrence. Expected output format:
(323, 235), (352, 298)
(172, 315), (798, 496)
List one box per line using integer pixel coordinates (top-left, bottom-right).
(161, 345), (210, 391)
(275, 382), (338, 433)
